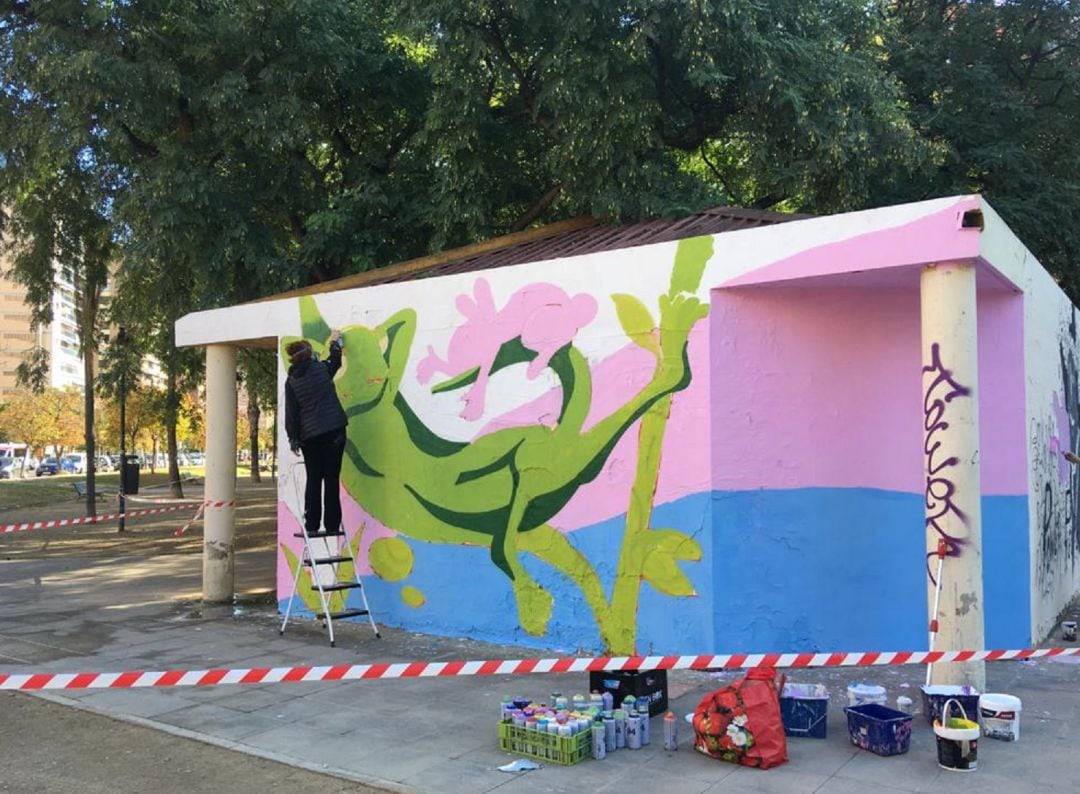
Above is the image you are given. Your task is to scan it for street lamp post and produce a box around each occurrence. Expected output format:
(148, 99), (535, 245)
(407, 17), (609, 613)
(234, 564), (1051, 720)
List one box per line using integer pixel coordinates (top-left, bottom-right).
(117, 326), (127, 533)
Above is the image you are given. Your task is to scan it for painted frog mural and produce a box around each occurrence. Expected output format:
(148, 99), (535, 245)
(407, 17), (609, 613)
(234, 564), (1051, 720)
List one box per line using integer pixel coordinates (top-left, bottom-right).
(281, 236), (713, 653)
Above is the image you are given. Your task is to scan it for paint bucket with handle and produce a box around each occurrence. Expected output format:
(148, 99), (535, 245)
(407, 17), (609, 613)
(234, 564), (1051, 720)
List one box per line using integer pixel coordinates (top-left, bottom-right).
(934, 699), (979, 772)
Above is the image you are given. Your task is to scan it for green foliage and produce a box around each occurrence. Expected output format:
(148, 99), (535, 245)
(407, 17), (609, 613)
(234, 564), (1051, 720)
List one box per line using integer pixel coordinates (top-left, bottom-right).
(883, 0), (1080, 298)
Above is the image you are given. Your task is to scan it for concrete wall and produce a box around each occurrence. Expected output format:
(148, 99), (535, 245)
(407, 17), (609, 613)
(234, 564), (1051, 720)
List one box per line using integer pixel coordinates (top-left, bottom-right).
(1023, 256), (1080, 640)
(251, 195), (1073, 654)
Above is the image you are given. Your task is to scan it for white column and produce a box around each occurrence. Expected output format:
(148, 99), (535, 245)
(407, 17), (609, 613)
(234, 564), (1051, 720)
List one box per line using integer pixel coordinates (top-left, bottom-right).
(920, 262), (985, 689)
(204, 344), (237, 603)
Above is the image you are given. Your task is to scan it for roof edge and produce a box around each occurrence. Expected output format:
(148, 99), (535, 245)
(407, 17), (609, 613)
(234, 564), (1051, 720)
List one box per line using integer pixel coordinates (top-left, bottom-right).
(254, 215), (601, 305)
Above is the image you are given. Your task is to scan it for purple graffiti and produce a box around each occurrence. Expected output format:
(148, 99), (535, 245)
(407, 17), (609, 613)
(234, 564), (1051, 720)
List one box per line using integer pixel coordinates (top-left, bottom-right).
(923, 343), (972, 580)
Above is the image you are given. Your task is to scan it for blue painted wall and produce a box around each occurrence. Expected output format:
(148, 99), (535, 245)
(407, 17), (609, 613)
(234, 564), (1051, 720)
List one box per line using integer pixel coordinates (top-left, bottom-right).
(280, 487), (1029, 654)
(710, 488), (1030, 652)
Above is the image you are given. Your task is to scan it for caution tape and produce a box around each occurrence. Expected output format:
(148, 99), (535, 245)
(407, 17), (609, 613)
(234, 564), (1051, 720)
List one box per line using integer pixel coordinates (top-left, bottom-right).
(173, 499), (235, 537)
(2, 647), (1077, 692)
(2, 503), (201, 534)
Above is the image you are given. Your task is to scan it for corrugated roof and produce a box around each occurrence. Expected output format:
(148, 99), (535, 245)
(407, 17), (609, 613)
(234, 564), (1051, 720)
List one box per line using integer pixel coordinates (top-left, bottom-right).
(259, 205), (806, 303)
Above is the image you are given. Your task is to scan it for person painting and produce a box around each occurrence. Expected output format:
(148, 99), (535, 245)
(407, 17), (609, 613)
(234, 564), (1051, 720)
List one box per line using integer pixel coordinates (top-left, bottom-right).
(285, 330), (348, 536)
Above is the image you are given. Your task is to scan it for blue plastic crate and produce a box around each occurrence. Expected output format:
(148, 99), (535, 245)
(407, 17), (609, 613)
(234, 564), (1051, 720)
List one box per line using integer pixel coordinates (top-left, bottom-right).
(845, 704), (912, 756)
(780, 683), (829, 739)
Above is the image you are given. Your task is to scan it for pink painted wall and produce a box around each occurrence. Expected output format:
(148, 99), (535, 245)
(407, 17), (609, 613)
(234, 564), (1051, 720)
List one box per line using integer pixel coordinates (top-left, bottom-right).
(709, 283), (1026, 496)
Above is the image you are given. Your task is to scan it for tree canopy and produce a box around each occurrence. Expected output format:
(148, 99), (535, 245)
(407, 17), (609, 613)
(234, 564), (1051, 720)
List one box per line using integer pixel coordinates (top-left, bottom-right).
(2, 1), (1079, 478)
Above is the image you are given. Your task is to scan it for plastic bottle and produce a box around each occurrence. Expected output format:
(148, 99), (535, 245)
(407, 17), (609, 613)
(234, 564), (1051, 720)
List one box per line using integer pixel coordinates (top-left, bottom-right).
(663, 711), (678, 750)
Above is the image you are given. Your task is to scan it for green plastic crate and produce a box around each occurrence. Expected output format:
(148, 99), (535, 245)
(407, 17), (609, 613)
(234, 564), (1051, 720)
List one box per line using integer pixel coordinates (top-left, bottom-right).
(498, 722), (592, 766)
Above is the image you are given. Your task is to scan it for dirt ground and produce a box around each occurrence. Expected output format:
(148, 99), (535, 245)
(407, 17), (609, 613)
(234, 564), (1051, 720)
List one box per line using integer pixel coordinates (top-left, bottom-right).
(0, 477), (380, 793)
(0, 478), (279, 560)
(0, 692), (379, 794)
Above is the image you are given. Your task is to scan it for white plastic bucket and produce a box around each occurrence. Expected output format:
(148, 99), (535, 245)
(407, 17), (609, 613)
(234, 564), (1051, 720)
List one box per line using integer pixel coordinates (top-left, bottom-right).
(847, 683), (886, 707)
(979, 693), (1021, 742)
(934, 699), (979, 772)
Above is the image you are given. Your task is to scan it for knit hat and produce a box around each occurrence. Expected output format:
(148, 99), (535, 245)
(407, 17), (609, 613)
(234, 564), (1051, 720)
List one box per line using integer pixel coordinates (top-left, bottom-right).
(286, 340), (312, 365)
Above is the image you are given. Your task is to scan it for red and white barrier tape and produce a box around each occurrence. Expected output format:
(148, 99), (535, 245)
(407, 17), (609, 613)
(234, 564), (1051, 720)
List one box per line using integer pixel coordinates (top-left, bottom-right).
(2, 503), (201, 534)
(2, 647), (1077, 692)
(172, 499), (236, 537)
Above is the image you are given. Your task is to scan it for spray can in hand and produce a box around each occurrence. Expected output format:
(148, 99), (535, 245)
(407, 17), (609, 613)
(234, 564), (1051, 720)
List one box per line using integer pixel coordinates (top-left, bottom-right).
(663, 711), (678, 750)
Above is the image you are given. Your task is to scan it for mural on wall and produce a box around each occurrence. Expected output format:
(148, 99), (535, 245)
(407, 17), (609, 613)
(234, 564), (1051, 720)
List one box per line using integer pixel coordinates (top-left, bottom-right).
(922, 341), (972, 580)
(280, 237), (714, 653)
(1033, 309), (1080, 599)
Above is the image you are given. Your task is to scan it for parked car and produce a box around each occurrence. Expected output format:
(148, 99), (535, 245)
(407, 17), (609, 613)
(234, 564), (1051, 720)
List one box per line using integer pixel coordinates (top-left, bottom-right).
(96, 455), (113, 472)
(36, 457), (60, 476)
(0, 455), (16, 479)
(61, 452), (87, 474)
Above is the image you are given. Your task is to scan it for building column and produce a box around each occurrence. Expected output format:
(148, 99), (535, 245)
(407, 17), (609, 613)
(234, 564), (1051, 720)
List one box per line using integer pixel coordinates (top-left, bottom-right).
(920, 262), (985, 689)
(204, 344), (237, 603)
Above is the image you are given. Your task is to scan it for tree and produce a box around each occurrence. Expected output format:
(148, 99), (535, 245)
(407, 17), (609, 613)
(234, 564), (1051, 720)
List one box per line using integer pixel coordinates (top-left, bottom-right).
(390, 0), (927, 243)
(1, 0), (124, 512)
(239, 349), (277, 483)
(0, 388), (84, 464)
(884, 0), (1080, 296)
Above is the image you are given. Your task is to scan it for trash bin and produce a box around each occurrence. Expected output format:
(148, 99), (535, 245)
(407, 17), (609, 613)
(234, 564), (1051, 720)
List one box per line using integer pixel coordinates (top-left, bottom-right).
(122, 454), (140, 495)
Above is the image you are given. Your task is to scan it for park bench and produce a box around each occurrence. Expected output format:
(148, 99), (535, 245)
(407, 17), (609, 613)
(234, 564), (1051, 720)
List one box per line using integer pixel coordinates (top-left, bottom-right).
(72, 481), (118, 501)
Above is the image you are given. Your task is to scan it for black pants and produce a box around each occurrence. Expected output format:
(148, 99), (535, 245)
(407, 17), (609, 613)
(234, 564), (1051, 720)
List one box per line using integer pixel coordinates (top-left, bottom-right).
(300, 429), (346, 534)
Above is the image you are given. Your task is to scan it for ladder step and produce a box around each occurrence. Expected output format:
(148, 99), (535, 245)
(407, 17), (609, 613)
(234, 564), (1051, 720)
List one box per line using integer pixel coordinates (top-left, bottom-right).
(293, 530), (343, 538)
(314, 582), (364, 592)
(304, 556), (352, 565)
(320, 608), (369, 620)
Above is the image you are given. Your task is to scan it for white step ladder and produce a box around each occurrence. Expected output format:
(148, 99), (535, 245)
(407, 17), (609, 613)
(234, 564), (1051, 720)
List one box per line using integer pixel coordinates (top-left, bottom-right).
(279, 525), (381, 647)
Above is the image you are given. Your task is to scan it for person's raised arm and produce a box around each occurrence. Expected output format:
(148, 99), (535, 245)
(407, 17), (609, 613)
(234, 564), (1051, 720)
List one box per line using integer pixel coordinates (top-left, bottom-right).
(326, 329), (343, 377)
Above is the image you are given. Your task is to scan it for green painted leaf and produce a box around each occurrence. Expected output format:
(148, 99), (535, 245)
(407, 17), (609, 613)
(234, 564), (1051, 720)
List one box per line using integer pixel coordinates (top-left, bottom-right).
(669, 236), (714, 297)
(641, 548), (696, 597)
(611, 293), (659, 353)
(299, 296), (331, 342)
(648, 528), (703, 561)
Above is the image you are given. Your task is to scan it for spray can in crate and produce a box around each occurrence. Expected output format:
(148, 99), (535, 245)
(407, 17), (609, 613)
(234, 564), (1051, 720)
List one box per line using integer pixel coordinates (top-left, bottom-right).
(591, 724), (607, 759)
(663, 711), (678, 750)
(603, 715), (616, 752)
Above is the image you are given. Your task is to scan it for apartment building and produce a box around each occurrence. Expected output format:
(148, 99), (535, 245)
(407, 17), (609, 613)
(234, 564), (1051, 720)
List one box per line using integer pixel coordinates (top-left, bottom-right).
(0, 258), (91, 399)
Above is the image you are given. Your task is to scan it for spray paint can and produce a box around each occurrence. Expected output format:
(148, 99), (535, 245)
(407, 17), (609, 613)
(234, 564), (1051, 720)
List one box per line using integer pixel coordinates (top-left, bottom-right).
(601, 690), (614, 712)
(622, 695), (637, 712)
(591, 724), (607, 760)
(639, 709), (651, 745)
(626, 714), (642, 749)
(636, 695), (651, 716)
(663, 711), (678, 750)
(614, 709), (627, 748)
(603, 715), (616, 752)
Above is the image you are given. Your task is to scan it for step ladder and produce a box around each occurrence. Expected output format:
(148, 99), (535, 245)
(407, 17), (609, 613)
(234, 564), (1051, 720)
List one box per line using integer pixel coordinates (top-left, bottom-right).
(279, 525), (381, 647)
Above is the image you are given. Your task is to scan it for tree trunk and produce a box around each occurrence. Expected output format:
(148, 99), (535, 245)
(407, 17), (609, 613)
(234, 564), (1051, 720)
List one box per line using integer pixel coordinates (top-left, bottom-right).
(151, 436), (158, 473)
(166, 361), (183, 498)
(248, 395), (261, 483)
(80, 282), (99, 515)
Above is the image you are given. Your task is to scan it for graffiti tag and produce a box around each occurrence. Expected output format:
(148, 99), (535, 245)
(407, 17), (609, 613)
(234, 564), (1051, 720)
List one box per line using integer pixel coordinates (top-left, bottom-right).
(923, 343), (972, 579)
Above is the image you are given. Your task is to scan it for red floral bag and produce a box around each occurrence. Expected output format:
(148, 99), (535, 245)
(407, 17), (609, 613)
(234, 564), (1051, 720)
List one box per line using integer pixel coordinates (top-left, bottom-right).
(692, 667), (788, 769)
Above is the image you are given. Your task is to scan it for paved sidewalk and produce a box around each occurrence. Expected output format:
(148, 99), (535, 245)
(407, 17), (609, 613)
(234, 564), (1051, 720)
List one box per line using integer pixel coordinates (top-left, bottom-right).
(1, 539), (1078, 792)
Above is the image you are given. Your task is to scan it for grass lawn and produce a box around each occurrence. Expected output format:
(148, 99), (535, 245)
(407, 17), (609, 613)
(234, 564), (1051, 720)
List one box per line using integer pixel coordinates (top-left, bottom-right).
(0, 467), (205, 510)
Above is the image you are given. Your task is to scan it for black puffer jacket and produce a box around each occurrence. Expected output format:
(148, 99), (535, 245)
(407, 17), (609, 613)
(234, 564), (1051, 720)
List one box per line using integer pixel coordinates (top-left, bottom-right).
(285, 340), (347, 445)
